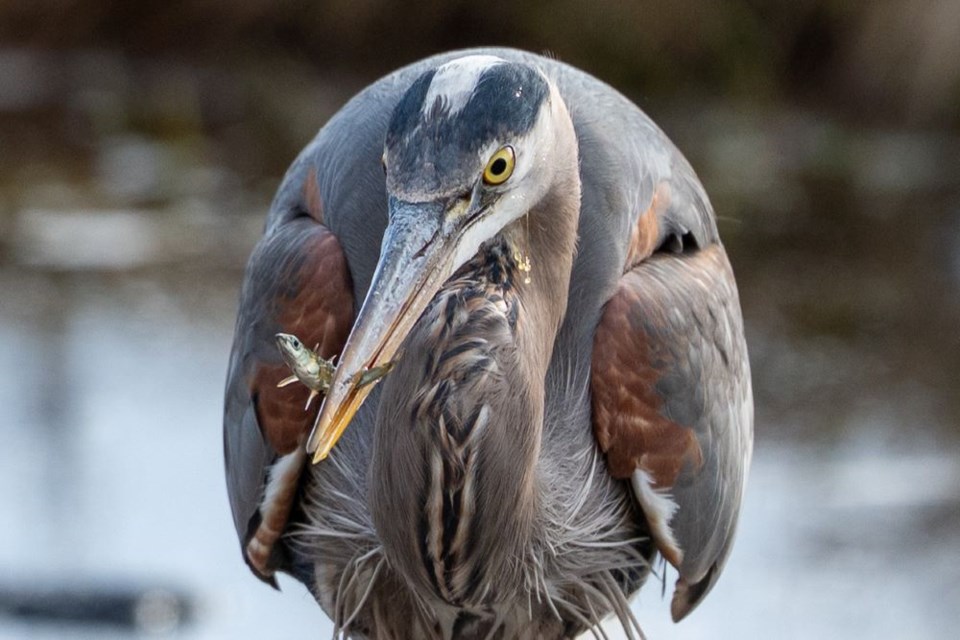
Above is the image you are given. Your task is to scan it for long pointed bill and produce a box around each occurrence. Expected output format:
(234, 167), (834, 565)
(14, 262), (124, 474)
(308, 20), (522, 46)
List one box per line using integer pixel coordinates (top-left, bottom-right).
(306, 199), (463, 462)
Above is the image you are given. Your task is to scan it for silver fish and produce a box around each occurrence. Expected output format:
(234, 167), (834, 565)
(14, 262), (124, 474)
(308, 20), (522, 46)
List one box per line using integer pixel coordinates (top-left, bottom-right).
(275, 333), (396, 410)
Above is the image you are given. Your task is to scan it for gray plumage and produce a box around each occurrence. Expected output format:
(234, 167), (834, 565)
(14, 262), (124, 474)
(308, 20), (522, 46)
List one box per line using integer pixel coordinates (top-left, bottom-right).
(224, 47), (752, 639)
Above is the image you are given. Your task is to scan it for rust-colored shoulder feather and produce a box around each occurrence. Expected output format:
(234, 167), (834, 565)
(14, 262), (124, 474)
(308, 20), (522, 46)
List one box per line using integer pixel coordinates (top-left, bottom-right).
(250, 228), (352, 454)
(224, 205), (354, 582)
(591, 243), (752, 621)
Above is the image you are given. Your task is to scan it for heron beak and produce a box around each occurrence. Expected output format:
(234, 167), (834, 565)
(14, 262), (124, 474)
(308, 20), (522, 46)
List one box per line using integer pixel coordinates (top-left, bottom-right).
(306, 198), (467, 462)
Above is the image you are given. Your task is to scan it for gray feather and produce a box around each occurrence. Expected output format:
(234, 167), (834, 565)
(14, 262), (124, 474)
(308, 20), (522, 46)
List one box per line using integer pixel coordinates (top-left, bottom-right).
(225, 46), (751, 637)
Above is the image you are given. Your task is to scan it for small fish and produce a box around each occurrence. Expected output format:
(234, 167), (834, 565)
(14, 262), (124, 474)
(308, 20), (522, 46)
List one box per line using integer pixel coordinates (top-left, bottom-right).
(275, 333), (397, 410)
(354, 360), (398, 387)
(275, 333), (336, 409)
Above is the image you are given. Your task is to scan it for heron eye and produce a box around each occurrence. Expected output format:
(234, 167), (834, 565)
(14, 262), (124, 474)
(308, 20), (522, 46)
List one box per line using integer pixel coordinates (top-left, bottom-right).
(482, 146), (515, 185)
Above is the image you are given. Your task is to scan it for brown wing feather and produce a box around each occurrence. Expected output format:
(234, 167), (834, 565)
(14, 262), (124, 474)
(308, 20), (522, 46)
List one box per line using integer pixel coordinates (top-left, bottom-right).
(224, 210), (353, 581)
(250, 229), (353, 454)
(592, 244), (753, 621)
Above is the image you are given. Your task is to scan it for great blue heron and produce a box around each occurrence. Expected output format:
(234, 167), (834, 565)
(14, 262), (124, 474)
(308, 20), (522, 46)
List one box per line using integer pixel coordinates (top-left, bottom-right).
(224, 48), (753, 639)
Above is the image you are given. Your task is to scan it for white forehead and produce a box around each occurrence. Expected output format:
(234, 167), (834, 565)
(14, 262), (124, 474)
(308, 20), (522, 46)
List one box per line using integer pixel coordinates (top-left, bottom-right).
(421, 55), (506, 118)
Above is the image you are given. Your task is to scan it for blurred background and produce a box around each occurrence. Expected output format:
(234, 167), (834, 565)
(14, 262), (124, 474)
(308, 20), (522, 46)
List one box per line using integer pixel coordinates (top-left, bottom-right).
(1, 1), (958, 638)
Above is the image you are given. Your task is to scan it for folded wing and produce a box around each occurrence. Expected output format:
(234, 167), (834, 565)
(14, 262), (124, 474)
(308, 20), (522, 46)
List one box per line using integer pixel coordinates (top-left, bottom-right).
(223, 183), (354, 582)
(592, 243), (753, 621)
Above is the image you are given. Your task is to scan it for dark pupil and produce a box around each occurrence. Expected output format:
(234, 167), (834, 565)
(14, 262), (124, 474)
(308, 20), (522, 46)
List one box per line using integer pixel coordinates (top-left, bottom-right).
(490, 158), (507, 175)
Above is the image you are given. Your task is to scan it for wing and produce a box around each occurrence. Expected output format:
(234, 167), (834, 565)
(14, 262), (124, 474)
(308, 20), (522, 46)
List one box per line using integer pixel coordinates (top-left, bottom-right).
(223, 166), (353, 583)
(591, 241), (753, 621)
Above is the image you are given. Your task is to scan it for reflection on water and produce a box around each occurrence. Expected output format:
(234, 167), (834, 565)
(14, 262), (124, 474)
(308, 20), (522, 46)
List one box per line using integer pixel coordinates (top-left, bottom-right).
(0, 269), (329, 640)
(1, 49), (959, 639)
(1, 269), (957, 638)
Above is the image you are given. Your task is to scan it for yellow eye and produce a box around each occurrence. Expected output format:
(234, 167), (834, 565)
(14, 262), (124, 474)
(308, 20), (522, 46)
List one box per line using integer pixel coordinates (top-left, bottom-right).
(482, 146), (515, 185)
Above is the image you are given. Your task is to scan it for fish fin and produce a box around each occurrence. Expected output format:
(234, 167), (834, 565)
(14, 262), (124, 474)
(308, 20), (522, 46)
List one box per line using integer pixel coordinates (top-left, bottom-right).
(277, 375), (299, 388)
(304, 389), (318, 410)
(357, 360), (397, 388)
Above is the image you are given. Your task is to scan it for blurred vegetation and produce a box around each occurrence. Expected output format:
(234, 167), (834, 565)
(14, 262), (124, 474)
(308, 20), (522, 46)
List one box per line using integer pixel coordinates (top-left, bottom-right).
(2, 0), (958, 125)
(2, 0), (958, 185)
(1, 0), (958, 444)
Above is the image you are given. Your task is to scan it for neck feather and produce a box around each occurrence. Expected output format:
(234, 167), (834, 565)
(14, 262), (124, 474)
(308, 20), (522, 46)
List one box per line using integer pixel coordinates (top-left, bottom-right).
(369, 105), (581, 607)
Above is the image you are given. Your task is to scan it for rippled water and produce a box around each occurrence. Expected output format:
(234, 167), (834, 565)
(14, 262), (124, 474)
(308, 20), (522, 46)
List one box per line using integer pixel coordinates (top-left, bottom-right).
(2, 49), (958, 639)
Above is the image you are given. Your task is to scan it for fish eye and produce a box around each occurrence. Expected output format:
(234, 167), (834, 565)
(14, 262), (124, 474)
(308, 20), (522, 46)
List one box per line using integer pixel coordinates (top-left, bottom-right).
(482, 146), (515, 185)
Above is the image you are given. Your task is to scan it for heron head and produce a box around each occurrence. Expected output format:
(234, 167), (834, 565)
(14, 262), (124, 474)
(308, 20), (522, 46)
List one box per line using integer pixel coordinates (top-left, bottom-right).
(307, 55), (576, 461)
